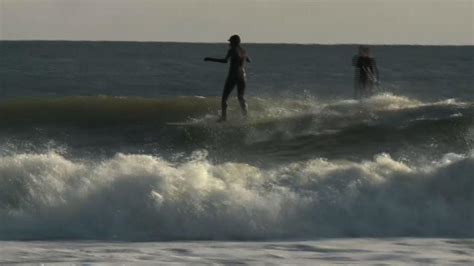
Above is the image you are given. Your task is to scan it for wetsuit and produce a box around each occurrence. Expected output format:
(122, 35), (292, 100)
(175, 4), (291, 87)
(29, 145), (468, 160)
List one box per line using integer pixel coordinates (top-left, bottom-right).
(356, 56), (378, 97)
(221, 46), (249, 120)
(352, 55), (361, 98)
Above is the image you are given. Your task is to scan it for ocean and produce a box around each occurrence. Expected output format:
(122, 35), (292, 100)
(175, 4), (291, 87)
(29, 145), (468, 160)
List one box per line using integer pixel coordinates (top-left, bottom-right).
(0, 41), (473, 264)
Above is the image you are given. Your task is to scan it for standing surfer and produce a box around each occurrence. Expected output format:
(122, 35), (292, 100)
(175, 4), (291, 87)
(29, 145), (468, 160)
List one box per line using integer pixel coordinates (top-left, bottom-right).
(352, 46), (363, 98)
(204, 34), (251, 122)
(353, 46), (379, 98)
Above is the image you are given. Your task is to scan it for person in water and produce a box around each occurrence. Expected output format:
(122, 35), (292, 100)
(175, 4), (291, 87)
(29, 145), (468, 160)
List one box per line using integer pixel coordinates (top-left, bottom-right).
(353, 46), (379, 98)
(204, 34), (251, 122)
(352, 46), (363, 98)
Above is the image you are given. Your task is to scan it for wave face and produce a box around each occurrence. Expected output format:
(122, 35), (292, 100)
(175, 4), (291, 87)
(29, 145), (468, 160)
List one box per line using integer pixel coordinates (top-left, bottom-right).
(0, 93), (473, 240)
(1, 94), (472, 160)
(0, 151), (473, 240)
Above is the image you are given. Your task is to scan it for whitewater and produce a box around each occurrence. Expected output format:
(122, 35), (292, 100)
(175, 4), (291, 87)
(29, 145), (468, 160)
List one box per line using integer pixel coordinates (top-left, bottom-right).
(0, 42), (473, 264)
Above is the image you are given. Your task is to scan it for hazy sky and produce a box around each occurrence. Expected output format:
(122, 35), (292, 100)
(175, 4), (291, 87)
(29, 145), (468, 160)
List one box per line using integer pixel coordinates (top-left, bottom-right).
(1, 0), (473, 44)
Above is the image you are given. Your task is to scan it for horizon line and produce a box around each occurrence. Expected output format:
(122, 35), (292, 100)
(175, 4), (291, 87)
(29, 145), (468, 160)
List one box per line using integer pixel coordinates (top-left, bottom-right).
(1, 39), (473, 46)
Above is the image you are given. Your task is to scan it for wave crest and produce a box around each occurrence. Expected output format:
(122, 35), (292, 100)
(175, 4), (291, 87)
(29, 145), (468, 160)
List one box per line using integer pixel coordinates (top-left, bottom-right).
(0, 151), (472, 240)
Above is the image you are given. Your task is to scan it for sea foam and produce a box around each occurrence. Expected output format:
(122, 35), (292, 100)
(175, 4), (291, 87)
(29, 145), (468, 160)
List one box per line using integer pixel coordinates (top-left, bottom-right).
(0, 150), (472, 240)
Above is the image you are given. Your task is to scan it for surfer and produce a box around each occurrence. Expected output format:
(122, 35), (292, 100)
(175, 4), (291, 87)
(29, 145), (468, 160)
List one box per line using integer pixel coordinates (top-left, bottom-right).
(204, 34), (251, 122)
(353, 46), (379, 98)
(352, 46), (363, 98)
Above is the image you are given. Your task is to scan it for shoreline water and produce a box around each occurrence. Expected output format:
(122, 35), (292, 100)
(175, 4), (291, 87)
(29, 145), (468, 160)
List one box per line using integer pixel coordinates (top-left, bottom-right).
(1, 238), (473, 264)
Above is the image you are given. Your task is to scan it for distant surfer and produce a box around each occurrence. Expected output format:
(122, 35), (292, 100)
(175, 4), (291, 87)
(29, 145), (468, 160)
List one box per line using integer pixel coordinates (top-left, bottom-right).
(352, 46), (363, 98)
(204, 34), (251, 122)
(353, 46), (379, 98)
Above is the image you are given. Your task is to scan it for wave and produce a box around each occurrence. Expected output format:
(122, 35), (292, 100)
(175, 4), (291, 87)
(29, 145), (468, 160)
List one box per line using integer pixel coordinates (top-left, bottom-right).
(0, 93), (471, 126)
(0, 96), (219, 127)
(1, 94), (472, 161)
(0, 150), (472, 240)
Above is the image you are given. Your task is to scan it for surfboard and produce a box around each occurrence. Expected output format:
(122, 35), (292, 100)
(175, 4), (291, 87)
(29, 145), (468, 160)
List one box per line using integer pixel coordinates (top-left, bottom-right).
(166, 119), (248, 128)
(166, 122), (198, 126)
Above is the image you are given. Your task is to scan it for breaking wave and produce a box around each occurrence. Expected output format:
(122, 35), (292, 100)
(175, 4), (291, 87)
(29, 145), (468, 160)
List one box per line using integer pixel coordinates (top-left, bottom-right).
(0, 150), (472, 240)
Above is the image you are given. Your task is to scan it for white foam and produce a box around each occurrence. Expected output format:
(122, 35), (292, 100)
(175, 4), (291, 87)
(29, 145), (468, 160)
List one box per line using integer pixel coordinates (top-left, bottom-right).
(0, 150), (472, 240)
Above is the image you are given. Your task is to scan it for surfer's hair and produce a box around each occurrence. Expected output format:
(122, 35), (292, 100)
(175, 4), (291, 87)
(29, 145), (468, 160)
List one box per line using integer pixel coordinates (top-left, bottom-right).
(228, 35), (241, 45)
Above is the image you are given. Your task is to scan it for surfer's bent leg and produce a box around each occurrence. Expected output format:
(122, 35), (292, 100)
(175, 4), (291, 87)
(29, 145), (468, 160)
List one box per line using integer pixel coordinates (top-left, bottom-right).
(359, 78), (368, 98)
(220, 78), (235, 121)
(367, 81), (375, 96)
(237, 78), (247, 117)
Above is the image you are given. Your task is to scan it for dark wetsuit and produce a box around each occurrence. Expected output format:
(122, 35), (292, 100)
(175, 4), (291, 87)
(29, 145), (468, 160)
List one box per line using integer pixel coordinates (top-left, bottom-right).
(352, 55), (361, 98)
(205, 44), (250, 121)
(221, 47), (249, 119)
(356, 56), (378, 97)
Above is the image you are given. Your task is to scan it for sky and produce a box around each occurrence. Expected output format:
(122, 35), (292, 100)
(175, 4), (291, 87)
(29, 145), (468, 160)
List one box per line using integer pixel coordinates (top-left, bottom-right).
(0, 0), (473, 44)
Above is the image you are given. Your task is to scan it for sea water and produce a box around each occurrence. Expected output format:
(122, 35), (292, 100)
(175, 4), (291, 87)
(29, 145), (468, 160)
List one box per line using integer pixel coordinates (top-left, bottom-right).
(0, 41), (473, 264)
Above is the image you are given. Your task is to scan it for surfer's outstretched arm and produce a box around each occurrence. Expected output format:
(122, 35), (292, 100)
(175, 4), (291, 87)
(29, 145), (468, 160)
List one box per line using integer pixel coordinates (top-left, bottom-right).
(204, 50), (231, 63)
(204, 57), (227, 63)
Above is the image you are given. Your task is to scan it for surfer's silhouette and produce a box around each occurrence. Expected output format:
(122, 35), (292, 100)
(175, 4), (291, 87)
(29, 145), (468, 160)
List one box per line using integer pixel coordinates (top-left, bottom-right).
(352, 46), (363, 98)
(353, 46), (379, 98)
(204, 34), (251, 122)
